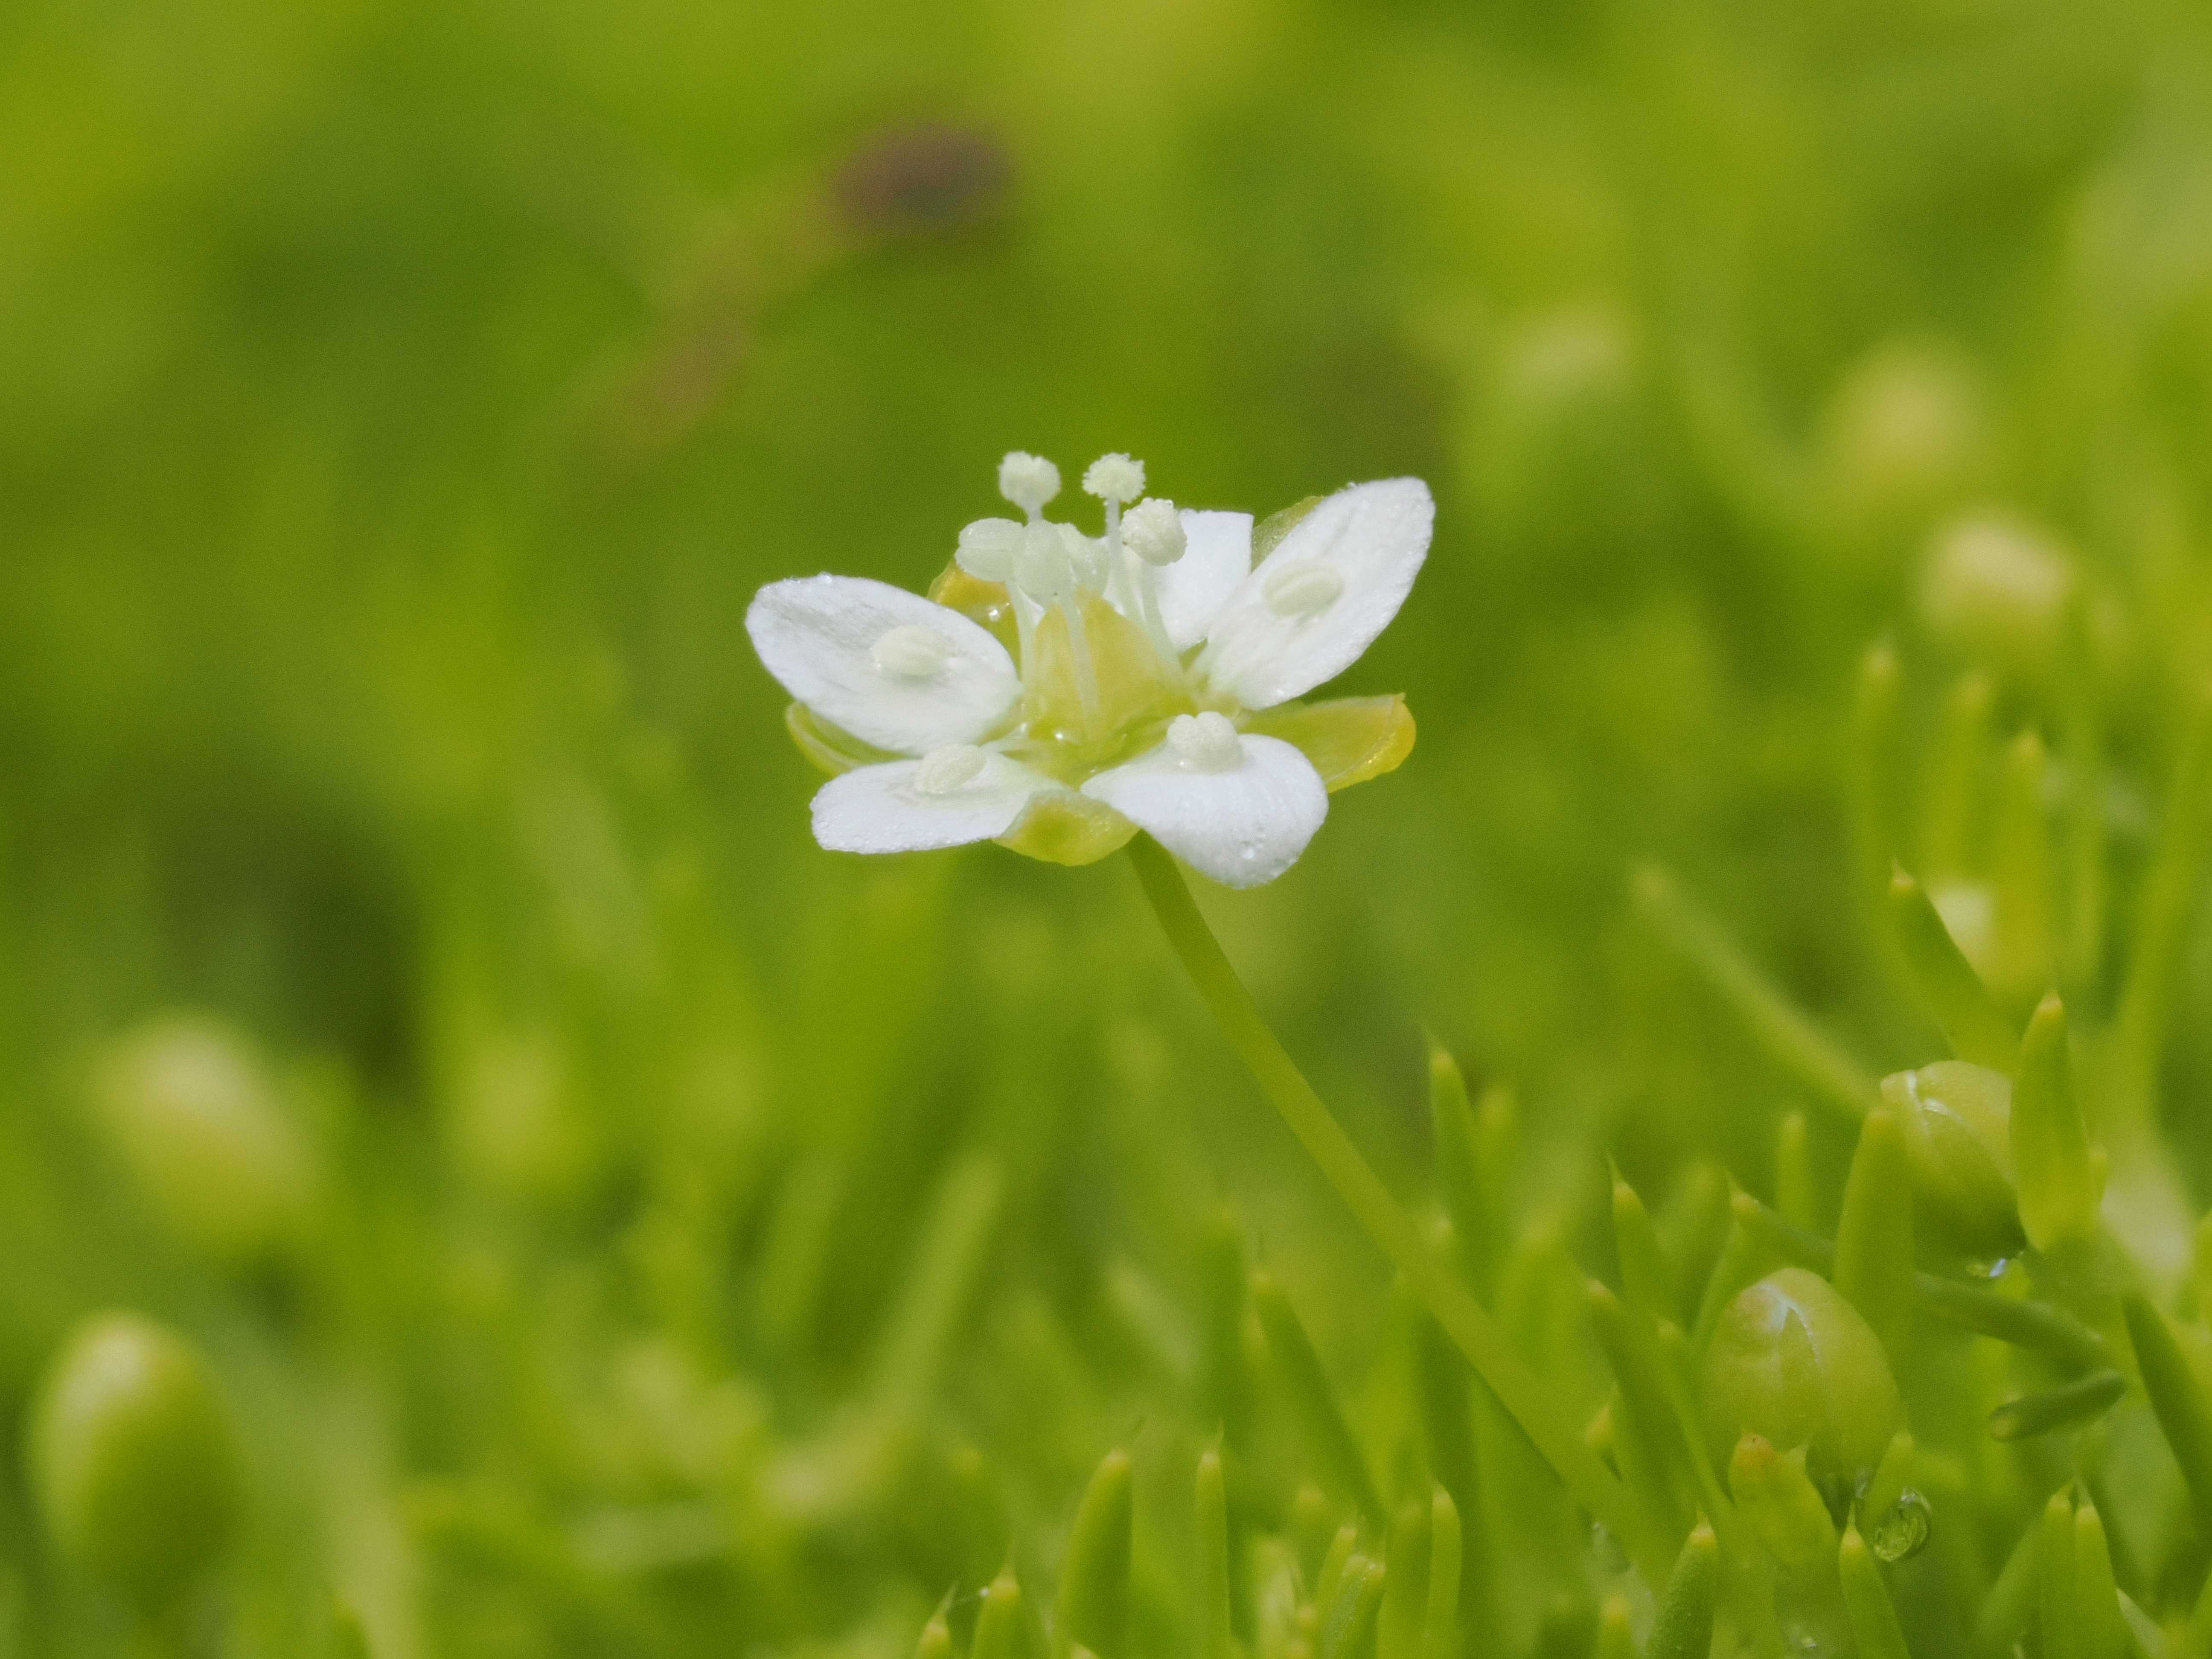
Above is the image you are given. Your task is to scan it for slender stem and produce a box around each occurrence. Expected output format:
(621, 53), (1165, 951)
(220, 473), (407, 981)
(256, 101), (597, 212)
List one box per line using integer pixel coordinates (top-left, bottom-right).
(1127, 837), (1672, 1583)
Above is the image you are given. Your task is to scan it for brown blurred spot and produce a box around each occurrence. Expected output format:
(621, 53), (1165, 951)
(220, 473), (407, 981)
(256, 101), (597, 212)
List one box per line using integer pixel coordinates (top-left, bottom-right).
(581, 123), (1013, 475)
(831, 124), (1013, 242)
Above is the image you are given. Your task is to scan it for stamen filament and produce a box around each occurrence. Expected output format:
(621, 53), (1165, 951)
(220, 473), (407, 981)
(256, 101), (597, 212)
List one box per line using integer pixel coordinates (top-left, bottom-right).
(1126, 835), (1673, 1586)
(1012, 590), (1039, 679)
(1061, 597), (1101, 733)
(1133, 563), (1177, 667)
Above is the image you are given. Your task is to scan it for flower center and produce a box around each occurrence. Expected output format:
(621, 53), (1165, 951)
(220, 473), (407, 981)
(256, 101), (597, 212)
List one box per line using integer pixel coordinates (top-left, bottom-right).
(870, 624), (954, 681)
(914, 745), (988, 795)
(1263, 562), (1342, 619)
(1167, 711), (1243, 771)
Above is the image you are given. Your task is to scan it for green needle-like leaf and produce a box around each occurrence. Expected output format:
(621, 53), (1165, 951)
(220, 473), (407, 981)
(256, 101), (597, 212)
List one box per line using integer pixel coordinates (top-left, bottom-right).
(917, 1590), (956, 1659)
(1430, 1042), (1497, 1301)
(1840, 1521), (1914, 1659)
(1422, 1487), (1461, 1659)
(1835, 1107), (1914, 1362)
(1323, 1557), (1386, 1659)
(1197, 1450), (1233, 1659)
(2011, 995), (2098, 1251)
(1252, 1270), (1386, 1531)
(1645, 1519), (1717, 1659)
(1377, 1496), (1430, 1659)
(1887, 865), (2020, 1072)
(2124, 1294), (2212, 1531)
(1612, 1167), (1677, 1329)
(1988, 1371), (2126, 1442)
(1775, 1111), (1815, 1231)
(1591, 1594), (1637, 1659)
(1199, 1208), (1257, 1452)
(974, 1566), (1031, 1659)
(2041, 1489), (2078, 1659)
(2074, 1499), (2122, 1659)
(1055, 1449), (1131, 1659)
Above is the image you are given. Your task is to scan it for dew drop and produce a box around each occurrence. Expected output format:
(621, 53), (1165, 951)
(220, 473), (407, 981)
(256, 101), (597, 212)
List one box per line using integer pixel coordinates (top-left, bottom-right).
(1867, 1489), (1932, 1563)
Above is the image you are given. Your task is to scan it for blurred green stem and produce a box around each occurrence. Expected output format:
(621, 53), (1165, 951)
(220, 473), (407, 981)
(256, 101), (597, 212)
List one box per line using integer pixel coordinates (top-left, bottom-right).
(1127, 836), (1671, 1583)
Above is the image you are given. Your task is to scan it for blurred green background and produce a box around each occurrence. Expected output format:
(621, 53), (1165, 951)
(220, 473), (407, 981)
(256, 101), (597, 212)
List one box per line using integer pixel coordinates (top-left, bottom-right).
(5, 0), (2212, 1652)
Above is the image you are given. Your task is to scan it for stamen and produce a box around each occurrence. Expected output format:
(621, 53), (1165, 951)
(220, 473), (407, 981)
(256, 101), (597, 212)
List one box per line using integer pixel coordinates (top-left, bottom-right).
(1167, 711), (1243, 771)
(1082, 454), (1146, 504)
(870, 624), (954, 681)
(998, 452), (1061, 521)
(1120, 499), (1185, 665)
(1263, 562), (1343, 618)
(914, 745), (988, 796)
(955, 518), (1024, 583)
(1121, 499), (1186, 566)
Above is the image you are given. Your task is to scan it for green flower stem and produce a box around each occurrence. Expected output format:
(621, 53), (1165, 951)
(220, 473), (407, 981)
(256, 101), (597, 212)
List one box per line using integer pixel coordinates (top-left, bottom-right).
(1128, 837), (1672, 1583)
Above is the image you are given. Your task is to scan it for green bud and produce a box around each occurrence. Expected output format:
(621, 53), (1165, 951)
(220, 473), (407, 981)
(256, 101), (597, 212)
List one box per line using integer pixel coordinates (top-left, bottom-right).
(1920, 511), (2075, 675)
(26, 1314), (244, 1606)
(1729, 1435), (1837, 1569)
(91, 1014), (314, 1266)
(1880, 1061), (2025, 1260)
(1703, 1269), (1903, 1492)
(1818, 340), (1987, 535)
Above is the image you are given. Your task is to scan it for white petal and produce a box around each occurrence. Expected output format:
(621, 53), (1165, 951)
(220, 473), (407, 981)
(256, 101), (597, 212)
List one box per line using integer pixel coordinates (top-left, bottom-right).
(811, 754), (1058, 853)
(1080, 733), (1327, 888)
(748, 576), (1021, 754)
(1195, 479), (1432, 709)
(1155, 510), (1252, 652)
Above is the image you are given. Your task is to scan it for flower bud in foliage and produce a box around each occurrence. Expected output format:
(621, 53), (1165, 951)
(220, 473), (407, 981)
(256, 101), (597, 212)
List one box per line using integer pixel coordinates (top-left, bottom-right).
(1919, 512), (2074, 674)
(26, 1314), (244, 1607)
(1703, 1269), (1903, 1493)
(92, 1015), (314, 1267)
(1880, 1061), (2024, 1261)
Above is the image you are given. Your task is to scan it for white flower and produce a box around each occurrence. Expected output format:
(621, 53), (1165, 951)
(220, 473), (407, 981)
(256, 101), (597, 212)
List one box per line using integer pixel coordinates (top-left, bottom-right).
(747, 454), (1432, 887)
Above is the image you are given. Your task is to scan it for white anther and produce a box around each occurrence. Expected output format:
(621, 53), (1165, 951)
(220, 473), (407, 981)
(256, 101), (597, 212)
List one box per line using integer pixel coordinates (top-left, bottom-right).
(914, 745), (989, 796)
(955, 517), (1024, 583)
(1167, 711), (1243, 772)
(1014, 522), (1075, 605)
(1262, 561), (1343, 618)
(998, 452), (1061, 518)
(869, 624), (954, 681)
(1121, 498), (1187, 567)
(1083, 453), (1146, 503)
